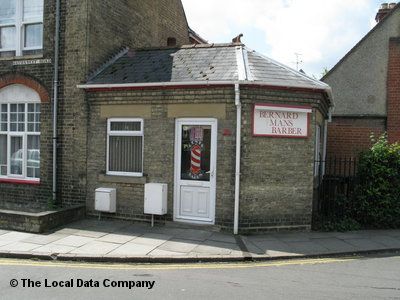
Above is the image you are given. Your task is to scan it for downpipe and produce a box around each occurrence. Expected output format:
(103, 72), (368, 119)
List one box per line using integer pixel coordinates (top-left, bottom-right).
(234, 83), (241, 235)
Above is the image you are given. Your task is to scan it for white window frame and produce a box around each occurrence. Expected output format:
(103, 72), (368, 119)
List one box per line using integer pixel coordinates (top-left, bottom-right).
(0, 0), (44, 57)
(106, 118), (144, 177)
(0, 103), (41, 182)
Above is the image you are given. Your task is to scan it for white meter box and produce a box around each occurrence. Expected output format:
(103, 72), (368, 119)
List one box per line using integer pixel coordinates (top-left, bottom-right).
(144, 183), (167, 215)
(95, 187), (116, 213)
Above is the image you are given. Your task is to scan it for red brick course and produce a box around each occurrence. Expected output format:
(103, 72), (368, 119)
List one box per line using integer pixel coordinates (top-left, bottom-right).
(0, 73), (50, 103)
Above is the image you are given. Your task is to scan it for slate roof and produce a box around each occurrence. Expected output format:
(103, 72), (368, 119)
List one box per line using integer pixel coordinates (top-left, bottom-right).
(85, 44), (329, 92)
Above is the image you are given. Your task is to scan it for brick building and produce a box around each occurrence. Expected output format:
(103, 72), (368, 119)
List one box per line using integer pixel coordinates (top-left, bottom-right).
(1, 0), (333, 233)
(0, 0), (190, 209)
(78, 44), (333, 233)
(322, 3), (400, 158)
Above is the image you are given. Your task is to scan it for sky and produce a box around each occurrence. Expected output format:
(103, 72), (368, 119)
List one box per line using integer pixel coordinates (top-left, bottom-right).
(181, 0), (391, 79)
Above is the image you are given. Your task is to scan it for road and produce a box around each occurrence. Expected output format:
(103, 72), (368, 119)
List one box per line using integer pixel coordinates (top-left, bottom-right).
(1, 254), (399, 299)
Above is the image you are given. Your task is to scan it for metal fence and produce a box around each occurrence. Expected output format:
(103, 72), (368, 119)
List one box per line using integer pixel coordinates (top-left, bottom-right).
(315, 157), (359, 219)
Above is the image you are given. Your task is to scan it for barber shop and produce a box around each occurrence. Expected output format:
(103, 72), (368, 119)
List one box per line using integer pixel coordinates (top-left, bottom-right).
(79, 43), (333, 233)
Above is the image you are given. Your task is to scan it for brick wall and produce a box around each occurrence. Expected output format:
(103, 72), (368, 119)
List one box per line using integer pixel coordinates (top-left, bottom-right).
(387, 37), (400, 144)
(0, 0), (190, 209)
(0, 0), (56, 207)
(238, 87), (327, 232)
(85, 86), (236, 227)
(327, 117), (385, 158)
(85, 86), (328, 232)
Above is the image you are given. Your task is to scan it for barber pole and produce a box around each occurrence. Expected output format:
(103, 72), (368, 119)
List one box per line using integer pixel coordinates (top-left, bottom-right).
(190, 144), (202, 175)
(187, 126), (204, 179)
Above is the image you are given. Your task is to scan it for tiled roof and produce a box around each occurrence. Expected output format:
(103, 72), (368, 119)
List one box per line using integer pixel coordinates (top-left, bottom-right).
(86, 44), (329, 91)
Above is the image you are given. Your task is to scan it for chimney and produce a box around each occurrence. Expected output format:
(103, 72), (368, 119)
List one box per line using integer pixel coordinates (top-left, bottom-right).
(376, 3), (397, 23)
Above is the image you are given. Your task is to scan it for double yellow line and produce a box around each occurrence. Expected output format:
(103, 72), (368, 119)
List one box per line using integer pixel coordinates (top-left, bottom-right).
(0, 257), (360, 271)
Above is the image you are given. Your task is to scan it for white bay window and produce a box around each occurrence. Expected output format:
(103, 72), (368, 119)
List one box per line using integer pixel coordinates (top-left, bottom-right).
(0, 0), (43, 58)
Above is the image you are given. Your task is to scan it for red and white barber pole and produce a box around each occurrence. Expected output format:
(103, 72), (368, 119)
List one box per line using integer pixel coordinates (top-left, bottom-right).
(190, 144), (202, 175)
(189, 127), (204, 178)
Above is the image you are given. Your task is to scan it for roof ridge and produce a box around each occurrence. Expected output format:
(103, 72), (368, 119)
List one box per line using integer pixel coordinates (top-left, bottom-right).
(247, 47), (330, 88)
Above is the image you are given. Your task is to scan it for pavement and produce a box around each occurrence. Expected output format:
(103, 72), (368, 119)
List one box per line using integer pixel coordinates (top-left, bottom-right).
(0, 218), (399, 263)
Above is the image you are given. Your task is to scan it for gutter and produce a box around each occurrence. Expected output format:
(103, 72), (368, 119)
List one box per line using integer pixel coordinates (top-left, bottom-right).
(52, 0), (61, 201)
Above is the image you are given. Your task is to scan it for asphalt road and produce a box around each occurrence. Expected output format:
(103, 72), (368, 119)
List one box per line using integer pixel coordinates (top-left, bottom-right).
(1, 254), (399, 300)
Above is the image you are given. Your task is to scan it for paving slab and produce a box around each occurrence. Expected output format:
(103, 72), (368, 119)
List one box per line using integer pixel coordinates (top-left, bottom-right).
(69, 241), (121, 255)
(52, 235), (95, 247)
(97, 233), (137, 244)
(0, 240), (13, 247)
(23, 233), (68, 245)
(176, 229), (213, 242)
(130, 233), (172, 246)
(312, 238), (359, 252)
(0, 230), (10, 236)
(32, 244), (75, 254)
(0, 232), (34, 243)
(369, 236), (400, 248)
(148, 249), (188, 257)
(239, 237), (266, 255)
(249, 239), (295, 256)
(157, 239), (199, 253)
(0, 217), (399, 262)
(207, 232), (237, 244)
(286, 241), (330, 254)
(108, 243), (157, 256)
(72, 230), (108, 238)
(344, 238), (388, 250)
(275, 233), (312, 242)
(192, 240), (240, 255)
(0, 242), (41, 252)
(145, 227), (186, 236)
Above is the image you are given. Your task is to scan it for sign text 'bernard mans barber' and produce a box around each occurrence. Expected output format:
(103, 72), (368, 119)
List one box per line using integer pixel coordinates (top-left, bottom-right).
(252, 104), (312, 138)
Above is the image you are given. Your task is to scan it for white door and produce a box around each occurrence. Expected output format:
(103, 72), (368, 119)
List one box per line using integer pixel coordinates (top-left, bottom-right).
(174, 119), (217, 224)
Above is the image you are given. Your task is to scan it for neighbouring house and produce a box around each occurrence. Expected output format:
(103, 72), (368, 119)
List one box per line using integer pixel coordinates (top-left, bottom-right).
(322, 2), (400, 158)
(78, 43), (333, 233)
(0, 0), (190, 210)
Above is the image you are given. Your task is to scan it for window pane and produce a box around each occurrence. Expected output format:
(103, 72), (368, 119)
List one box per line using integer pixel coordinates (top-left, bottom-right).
(27, 135), (39, 178)
(109, 136), (142, 173)
(10, 136), (22, 175)
(111, 122), (141, 132)
(10, 104), (24, 132)
(27, 103), (40, 132)
(0, 0), (16, 24)
(24, 23), (42, 48)
(23, 0), (43, 23)
(0, 134), (6, 175)
(0, 104), (7, 131)
(180, 125), (211, 181)
(0, 26), (15, 49)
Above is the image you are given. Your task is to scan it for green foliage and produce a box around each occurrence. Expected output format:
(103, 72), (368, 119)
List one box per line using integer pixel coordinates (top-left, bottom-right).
(352, 133), (400, 228)
(47, 197), (59, 211)
(319, 133), (400, 231)
(323, 217), (361, 232)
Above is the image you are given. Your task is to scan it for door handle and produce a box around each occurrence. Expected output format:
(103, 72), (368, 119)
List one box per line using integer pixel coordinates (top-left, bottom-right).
(206, 170), (214, 177)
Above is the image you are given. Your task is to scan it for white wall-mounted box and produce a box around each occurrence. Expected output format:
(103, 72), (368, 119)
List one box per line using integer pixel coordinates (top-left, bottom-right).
(95, 187), (116, 213)
(144, 183), (167, 215)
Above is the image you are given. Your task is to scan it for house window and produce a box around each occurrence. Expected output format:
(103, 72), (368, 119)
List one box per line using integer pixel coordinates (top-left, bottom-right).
(107, 118), (144, 177)
(0, 84), (41, 182)
(0, 0), (44, 58)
